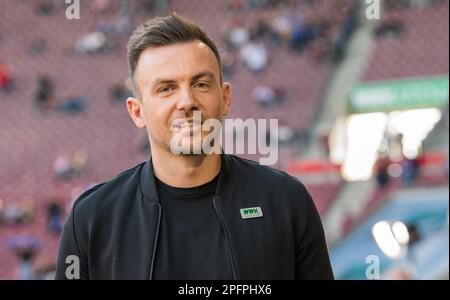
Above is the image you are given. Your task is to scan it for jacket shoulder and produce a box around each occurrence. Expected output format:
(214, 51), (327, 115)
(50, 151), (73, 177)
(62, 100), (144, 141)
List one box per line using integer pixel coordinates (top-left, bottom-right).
(71, 162), (145, 218)
(227, 155), (307, 192)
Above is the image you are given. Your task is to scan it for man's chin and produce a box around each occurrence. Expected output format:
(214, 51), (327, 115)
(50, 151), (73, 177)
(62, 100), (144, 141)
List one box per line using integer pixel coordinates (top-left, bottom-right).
(168, 135), (218, 156)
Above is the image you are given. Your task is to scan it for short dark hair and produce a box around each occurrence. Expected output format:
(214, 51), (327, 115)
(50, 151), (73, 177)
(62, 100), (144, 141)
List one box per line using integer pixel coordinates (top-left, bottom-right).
(127, 13), (222, 97)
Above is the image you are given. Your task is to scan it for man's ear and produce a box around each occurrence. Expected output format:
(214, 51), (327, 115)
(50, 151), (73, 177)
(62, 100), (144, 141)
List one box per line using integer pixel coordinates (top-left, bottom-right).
(126, 97), (146, 129)
(222, 82), (232, 117)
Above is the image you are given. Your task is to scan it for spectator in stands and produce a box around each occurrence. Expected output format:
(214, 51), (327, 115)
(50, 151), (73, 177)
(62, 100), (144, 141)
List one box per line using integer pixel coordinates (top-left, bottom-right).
(221, 50), (237, 78)
(16, 249), (37, 280)
(226, 19), (250, 49)
(375, 20), (404, 39)
(222, 0), (360, 66)
(290, 19), (319, 53)
(401, 155), (420, 186)
(331, 2), (359, 63)
(3, 203), (21, 225)
(29, 38), (46, 56)
(71, 150), (88, 176)
(97, 14), (132, 37)
(7, 235), (41, 280)
(34, 256), (56, 280)
(340, 3), (358, 41)
(0, 199), (34, 225)
(0, 62), (13, 94)
(374, 151), (391, 188)
(74, 31), (109, 54)
(57, 96), (87, 114)
(110, 82), (133, 104)
(53, 150), (88, 180)
(34, 75), (53, 112)
(36, 1), (54, 16)
(252, 84), (285, 107)
(250, 19), (272, 41)
(17, 199), (35, 224)
(271, 12), (296, 45)
(252, 85), (276, 106)
(53, 154), (73, 180)
(47, 199), (64, 233)
(278, 125), (298, 145)
(240, 41), (268, 73)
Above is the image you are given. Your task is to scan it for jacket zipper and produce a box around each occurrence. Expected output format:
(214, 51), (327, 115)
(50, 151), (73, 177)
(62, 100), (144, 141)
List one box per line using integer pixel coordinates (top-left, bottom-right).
(213, 196), (238, 280)
(149, 202), (162, 280)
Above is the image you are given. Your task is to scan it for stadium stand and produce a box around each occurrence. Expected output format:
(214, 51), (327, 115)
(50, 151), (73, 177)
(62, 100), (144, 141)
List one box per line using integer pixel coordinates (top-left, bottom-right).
(0, 0), (355, 279)
(338, 0), (449, 241)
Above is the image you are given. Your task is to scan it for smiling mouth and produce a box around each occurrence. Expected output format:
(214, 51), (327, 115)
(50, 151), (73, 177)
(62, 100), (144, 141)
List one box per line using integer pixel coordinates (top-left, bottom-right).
(171, 118), (203, 130)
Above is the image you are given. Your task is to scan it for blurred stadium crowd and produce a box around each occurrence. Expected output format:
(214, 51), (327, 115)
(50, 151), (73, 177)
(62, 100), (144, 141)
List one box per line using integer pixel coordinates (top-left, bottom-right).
(0, 0), (448, 279)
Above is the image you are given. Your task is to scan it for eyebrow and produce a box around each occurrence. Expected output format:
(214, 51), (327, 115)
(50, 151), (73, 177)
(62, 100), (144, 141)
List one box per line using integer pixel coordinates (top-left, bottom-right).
(190, 70), (216, 83)
(150, 70), (217, 91)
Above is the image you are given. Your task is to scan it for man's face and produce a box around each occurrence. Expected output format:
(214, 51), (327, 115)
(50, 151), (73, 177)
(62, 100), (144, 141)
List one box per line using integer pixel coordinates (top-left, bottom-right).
(127, 40), (231, 155)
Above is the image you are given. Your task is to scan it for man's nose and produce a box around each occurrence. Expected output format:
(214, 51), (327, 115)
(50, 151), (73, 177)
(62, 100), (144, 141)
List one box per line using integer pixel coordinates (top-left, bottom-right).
(176, 86), (198, 112)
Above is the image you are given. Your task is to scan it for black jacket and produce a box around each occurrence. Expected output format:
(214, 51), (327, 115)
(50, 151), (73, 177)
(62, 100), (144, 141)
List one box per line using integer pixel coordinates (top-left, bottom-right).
(55, 154), (334, 280)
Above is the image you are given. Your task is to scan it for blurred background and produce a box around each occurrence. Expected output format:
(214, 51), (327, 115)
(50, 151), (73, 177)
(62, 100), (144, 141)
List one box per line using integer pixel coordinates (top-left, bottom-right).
(0, 0), (448, 280)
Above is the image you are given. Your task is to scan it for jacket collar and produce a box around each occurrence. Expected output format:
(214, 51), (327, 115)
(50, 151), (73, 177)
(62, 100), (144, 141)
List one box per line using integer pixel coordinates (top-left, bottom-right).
(139, 153), (234, 202)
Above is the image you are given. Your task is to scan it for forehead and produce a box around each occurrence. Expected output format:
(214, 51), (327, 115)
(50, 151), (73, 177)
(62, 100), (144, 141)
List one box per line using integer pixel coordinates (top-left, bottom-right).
(135, 40), (220, 85)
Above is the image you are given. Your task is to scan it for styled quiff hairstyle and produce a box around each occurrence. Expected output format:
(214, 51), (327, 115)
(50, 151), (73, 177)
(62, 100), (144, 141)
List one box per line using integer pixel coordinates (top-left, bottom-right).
(127, 13), (222, 98)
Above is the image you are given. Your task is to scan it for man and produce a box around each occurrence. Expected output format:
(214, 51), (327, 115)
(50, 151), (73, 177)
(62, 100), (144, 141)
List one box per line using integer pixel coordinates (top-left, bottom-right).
(55, 13), (334, 280)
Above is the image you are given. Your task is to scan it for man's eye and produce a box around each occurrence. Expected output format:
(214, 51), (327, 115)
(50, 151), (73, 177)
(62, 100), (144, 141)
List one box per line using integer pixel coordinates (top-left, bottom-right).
(159, 86), (173, 93)
(195, 82), (209, 89)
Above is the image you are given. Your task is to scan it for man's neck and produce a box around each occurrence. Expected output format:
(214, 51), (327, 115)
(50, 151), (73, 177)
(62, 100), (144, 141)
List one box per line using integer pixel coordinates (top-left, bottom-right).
(150, 146), (221, 188)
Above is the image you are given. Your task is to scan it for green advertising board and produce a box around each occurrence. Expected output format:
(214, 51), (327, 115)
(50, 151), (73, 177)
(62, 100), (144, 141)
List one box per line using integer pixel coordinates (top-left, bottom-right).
(349, 76), (449, 114)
